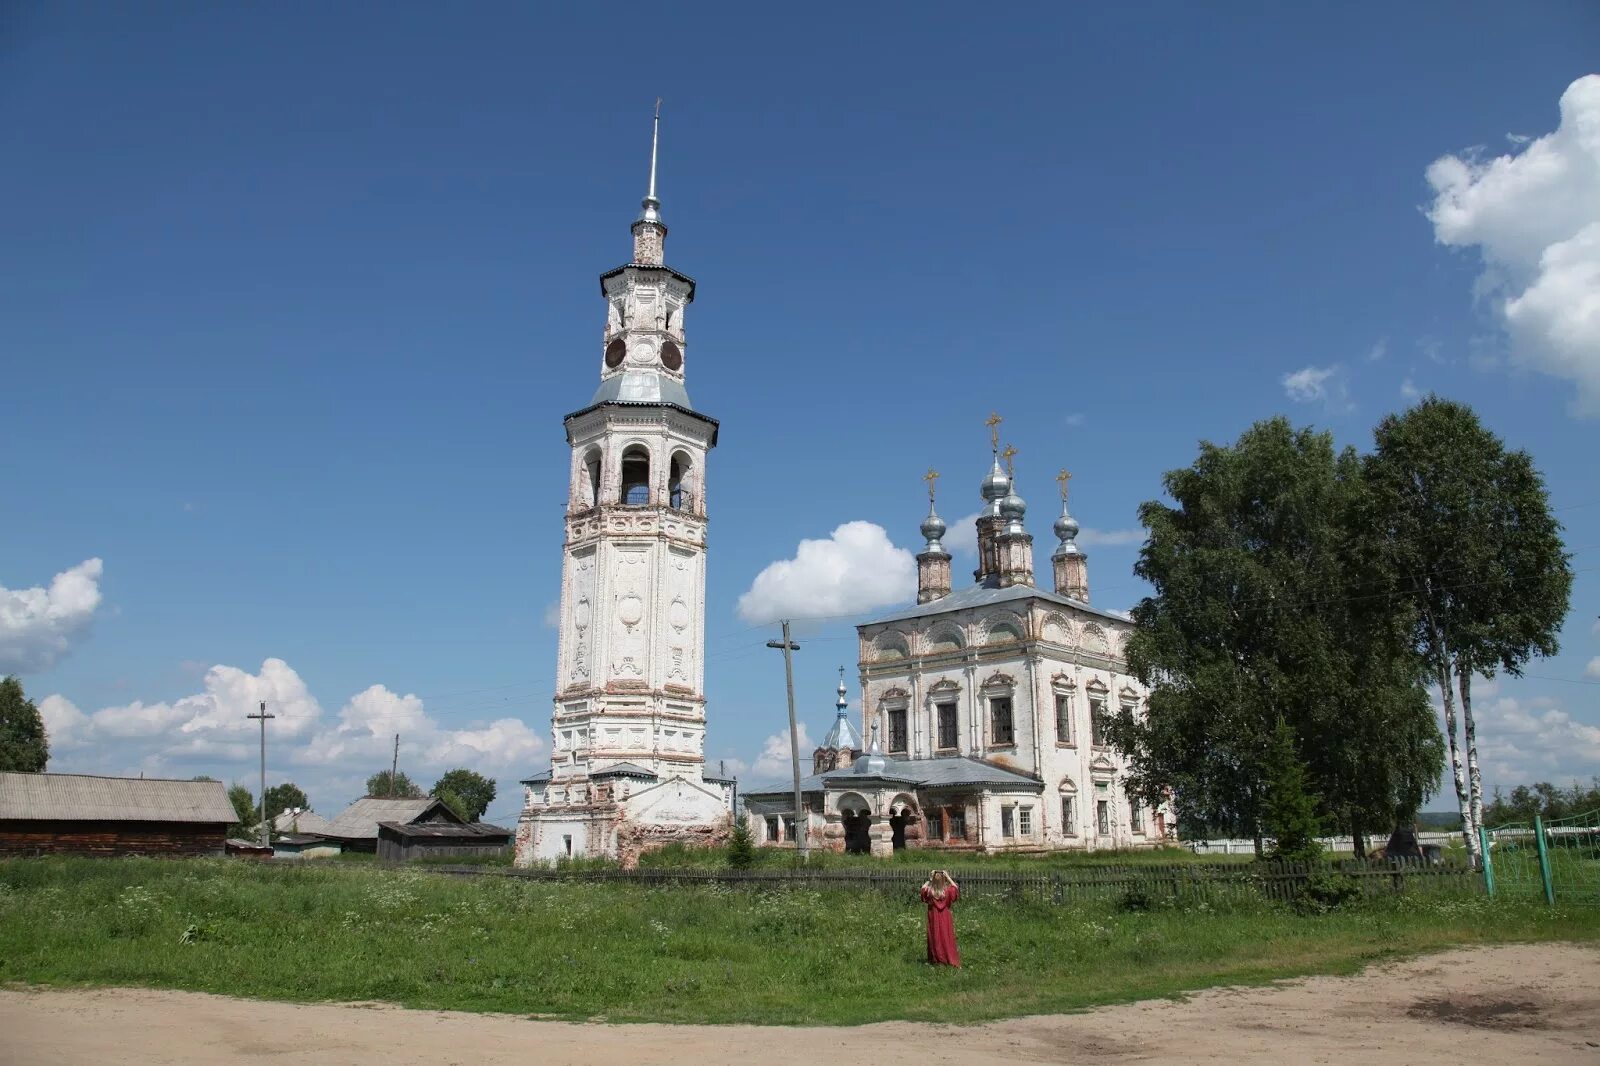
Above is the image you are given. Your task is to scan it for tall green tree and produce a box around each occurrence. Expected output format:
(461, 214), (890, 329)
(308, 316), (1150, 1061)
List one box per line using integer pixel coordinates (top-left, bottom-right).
(0, 676), (49, 773)
(1109, 418), (1441, 852)
(1366, 397), (1572, 862)
(432, 769), (496, 821)
(227, 783), (258, 829)
(263, 782), (310, 823)
(365, 769), (424, 799)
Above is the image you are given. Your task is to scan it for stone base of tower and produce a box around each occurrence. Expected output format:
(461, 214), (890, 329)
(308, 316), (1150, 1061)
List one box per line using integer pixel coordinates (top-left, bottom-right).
(514, 775), (731, 869)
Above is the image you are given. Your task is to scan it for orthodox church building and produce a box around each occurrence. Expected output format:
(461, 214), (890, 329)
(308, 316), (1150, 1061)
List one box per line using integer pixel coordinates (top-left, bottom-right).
(743, 433), (1173, 855)
(514, 111), (733, 867)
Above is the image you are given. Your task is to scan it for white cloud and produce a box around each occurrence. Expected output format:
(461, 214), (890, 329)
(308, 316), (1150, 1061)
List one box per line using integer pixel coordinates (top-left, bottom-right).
(1078, 527), (1144, 548)
(1468, 693), (1600, 785)
(1400, 377), (1422, 400)
(1063, 412), (1087, 428)
(1367, 338), (1389, 362)
(1425, 75), (1600, 416)
(941, 511), (985, 557)
(542, 601), (561, 628)
(40, 659), (545, 811)
(752, 722), (813, 779)
(0, 558), (104, 673)
(1586, 656), (1600, 681)
(737, 522), (915, 624)
(1282, 364), (1353, 412)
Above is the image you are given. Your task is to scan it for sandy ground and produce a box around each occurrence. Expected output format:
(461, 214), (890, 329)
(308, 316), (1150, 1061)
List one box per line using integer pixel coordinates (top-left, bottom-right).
(3, 943), (1599, 1065)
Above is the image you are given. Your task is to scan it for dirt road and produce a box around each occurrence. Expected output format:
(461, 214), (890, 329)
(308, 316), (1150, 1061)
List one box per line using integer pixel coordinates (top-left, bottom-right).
(3, 943), (1598, 1064)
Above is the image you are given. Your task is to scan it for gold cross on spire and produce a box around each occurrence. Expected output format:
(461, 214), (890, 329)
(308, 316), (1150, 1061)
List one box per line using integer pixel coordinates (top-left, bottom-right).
(1001, 444), (1018, 479)
(923, 467), (940, 503)
(1056, 468), (1072, 504)
(985, 412), (1003, 453)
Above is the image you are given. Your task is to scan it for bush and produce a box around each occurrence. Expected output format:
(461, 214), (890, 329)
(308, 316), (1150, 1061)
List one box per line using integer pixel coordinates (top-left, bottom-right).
(1118, 881), (1156, 912)
(1293, 871), (1361, 915)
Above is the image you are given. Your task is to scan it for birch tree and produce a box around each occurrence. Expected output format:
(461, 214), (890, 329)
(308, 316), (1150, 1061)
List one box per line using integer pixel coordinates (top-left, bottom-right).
(1112, 418), (1440, 852)
(1365, 397), (1571, 863)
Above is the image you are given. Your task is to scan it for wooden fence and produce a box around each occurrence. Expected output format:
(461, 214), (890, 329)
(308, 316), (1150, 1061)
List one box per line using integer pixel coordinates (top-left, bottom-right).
(431, 858), (1479, 906)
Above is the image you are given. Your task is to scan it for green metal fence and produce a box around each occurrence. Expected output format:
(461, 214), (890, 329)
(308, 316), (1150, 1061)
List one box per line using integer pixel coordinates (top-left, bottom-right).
(1482, 807), (1600, 905)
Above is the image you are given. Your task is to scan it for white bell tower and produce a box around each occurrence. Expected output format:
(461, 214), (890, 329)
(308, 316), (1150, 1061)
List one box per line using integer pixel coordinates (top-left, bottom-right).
(517, 105), (730, 866)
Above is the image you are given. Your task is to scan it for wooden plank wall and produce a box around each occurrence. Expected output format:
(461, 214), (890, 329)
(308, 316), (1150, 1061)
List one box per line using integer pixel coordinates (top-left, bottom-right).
(0, 820), (228, 858)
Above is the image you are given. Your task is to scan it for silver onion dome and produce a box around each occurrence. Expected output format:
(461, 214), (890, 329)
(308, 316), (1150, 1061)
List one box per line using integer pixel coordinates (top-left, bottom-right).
(920, 503), (948, 552)
(1053, 501), (1083, 557)
(1000, 486), (1027, 535)
(981, 456), (1011, 515)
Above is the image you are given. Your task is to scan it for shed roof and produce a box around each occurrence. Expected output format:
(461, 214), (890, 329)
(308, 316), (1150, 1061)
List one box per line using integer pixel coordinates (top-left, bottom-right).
(322, 797), (444, 840)
(271, 809), (333, 836)
(377, 820), (511, 841)
(0, 771), (237, 824)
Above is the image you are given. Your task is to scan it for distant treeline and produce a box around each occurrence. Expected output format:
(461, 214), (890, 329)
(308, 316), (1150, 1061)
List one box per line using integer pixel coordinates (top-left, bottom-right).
(1483, 779), (1600, 827)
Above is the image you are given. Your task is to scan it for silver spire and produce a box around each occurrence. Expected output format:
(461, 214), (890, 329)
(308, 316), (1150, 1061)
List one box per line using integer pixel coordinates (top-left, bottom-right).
(638, 99), (663, 224)
(1053, 468), (1083, 557)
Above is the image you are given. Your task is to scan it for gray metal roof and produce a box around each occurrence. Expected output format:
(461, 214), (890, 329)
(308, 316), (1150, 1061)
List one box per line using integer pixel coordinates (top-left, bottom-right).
(271, 809), (333, 836)
(588, 370), (694, 410)
(0, 771), (238, 824)
(821, 711), (864, 751)
(741, 755), (1042, 799)
(863, 581), (1133, 628)
(702, 771), (736, 784)
(590, 762), (658, 780)
(322, 797), (443, 840)
(376, 820), (511, 840)
(521, 769), (552, 785)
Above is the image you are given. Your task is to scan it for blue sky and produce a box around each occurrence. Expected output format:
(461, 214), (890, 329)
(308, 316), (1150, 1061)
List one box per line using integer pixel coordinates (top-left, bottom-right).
(2, 4), (1596, 822)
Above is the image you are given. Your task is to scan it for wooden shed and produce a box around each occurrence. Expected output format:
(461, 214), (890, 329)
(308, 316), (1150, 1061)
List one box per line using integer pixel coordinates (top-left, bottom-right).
(320, 796), (455, 853)
(0, 771), (237, 858)
(376, 818), (512, 862)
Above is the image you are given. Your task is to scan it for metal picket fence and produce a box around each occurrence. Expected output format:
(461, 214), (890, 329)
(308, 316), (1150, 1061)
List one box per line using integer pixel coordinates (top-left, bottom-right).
(1482, 807), (1600, 905)
(434, 857), (1478, 906)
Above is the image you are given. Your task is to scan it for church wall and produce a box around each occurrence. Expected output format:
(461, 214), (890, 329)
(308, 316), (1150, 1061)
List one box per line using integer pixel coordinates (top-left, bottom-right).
(857, 596), (1169, 853)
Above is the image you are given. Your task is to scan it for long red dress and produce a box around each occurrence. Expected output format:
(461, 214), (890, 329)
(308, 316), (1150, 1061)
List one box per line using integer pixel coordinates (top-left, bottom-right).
(920, 884), (961, 966)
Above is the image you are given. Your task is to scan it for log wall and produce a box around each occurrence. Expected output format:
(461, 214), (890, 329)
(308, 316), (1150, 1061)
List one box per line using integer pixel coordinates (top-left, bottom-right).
(0, 819), (229, 858)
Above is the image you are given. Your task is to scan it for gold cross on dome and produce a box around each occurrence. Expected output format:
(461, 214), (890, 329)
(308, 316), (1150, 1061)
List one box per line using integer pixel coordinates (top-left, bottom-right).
(985, 412), (1003, 452)
(1057, 468), (1072, 504)
(1001, 444), (1018, 478)
(924, 467), (940, 503)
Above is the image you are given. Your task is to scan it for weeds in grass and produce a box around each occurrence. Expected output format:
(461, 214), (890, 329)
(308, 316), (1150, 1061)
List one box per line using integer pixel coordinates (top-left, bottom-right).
(0, 857), (1594, 1025)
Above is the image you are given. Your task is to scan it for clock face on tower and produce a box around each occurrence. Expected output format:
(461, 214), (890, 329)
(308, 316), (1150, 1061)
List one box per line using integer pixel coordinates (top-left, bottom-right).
(604, 338), (627, 368)
(660, 340), (682, 371)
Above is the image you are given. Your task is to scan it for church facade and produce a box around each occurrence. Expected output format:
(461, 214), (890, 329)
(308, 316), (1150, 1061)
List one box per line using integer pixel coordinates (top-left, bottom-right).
(514, 111), (733, 867)
(743, 440), (1173, 855)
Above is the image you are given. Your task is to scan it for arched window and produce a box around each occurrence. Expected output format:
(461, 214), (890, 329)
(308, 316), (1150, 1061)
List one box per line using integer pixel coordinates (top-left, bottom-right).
(620, 446), (651, 506)
(669, 452), (691, 511)
(582, 447), (602, 509)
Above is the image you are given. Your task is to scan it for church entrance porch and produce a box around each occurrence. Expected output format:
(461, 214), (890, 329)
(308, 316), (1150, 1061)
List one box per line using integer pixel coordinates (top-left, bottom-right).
(841, 811), (871, 854)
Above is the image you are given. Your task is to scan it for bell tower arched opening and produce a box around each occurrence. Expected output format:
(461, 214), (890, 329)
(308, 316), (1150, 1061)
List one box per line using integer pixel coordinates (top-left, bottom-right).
(620, 446), (651, 506)
(669, 451), (692, 511)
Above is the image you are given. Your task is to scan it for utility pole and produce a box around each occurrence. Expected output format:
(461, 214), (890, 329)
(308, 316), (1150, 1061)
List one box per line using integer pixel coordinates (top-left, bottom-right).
(246, 701), (274, 847)
(766, 620), (807, 861)
(389, 734), (400, 797)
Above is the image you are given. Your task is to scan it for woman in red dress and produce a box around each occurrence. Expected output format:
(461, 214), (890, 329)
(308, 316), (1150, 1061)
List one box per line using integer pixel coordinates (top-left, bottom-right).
(920, 869), (960, 966)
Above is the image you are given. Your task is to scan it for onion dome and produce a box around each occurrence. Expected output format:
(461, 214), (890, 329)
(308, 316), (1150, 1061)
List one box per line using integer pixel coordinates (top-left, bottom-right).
(852, 721), (890, 776)
(920, 501), (948, 553)
(1052, 499), (1083, 558)
(1000, 485), (1027, 535)
(980, 456), (1011, 516)
(823, 668), (863, 751)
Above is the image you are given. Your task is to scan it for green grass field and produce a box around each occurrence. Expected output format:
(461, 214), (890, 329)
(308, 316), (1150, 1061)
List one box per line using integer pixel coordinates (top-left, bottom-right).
(1, 857), (1595, 1025)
